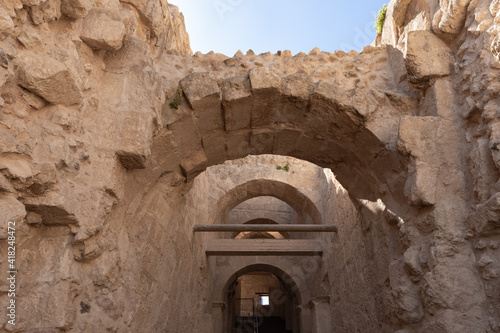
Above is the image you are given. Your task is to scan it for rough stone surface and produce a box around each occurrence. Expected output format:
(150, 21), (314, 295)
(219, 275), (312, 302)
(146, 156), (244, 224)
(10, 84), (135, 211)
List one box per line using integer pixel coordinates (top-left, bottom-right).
(0, 7), (14, 41)
(61, 0), (93, 19)
(0, 196), (26, 239)
(466, 192), (500, 235)
(435, 0), (472, 35)
(405, 30), (452, 84)
(17, 26), (44, 49)
(181, 72), (221, 109)
(0, 0), (499, 332)
(17, 53), (83, 106)
(80, 10), (126, 51)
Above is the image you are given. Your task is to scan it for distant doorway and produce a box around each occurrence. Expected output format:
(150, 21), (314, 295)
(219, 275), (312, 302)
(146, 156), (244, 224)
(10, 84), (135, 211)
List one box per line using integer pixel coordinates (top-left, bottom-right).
(226, 271), (300, 333)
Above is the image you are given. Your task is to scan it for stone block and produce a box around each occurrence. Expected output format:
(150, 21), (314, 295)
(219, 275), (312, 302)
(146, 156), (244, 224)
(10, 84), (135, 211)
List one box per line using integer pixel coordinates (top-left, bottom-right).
(0, 154), (34, 180)
(419, 78), (456, 118)
(80, 11), (126, 51)
(115, 111), (154, 169)
(122, 0), (165, 38)
(117, 150), (148, 169)
(178, 74), (223, 132)
(202, 131), (226, 166)
(249, 129), (275, 155)
(272, 129), (303, 156)
(21, 0), (40, 6)
(99, 70), (160, 113)
(148, 129), (181, 174)
(0, 7), (14, 41)
(197, 104), (224, 134)
(28, 163), (57, 195)
(434, 0), (470, 35)
(24, 202), (78, 226)
(17, 26), (44, 49)
(168, 114), (202, 153)
(222, 75), (252, 131)
(104, 37), (153, 71)
(403, 245), (424, 281)
(465, 192), (500, 236)
(225, 130), (251, 160)
(180, 149), (208, 181)
(313, 81), (367, 123)
(386, 45), (408, 87)
(22, 90), (47, 109)
(17, 52), (83, 106)
(404, 161), (437, 206)
(281, 73), (314, 100)
(26, 211), (43, 226)
(0, 196), (26, 239)
(0, 172), (15, 193)
(0, 127), (19, 154)
(61, 0), (93, 19)
(249, 67), (281, 91)
(397, 116), (441, 160)
(248, 68), (282, 128)
(27, 0), (62, 25)
(405, 31), (451, 84)
(276, 98), (308, 126)
(180, 72), (221, 110)
(168, 4), (192, 55)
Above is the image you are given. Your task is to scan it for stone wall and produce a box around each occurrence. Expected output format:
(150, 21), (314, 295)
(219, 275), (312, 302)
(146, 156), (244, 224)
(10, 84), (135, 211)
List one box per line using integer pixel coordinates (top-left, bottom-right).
(0, 0), (500, 331)
(186, 155), (400, 332)
(375, 0), (500, 331)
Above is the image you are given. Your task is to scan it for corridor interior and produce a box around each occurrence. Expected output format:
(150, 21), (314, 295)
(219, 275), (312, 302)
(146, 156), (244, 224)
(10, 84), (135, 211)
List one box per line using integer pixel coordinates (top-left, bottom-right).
(227, 271), (299, 333)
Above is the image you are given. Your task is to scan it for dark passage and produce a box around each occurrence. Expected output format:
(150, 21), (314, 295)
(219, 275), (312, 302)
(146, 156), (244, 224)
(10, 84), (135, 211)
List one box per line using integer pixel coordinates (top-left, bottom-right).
(228, 271), (300, 333)
(235, 316), (291, 333)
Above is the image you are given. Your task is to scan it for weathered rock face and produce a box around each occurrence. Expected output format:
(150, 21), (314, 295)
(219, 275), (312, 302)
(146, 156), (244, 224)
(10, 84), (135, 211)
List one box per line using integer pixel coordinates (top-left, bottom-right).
(376, 0), (500, 331)
(17, 52), (83, 106)
(80, 10), (127, 51)
(0, 0), (499, 332)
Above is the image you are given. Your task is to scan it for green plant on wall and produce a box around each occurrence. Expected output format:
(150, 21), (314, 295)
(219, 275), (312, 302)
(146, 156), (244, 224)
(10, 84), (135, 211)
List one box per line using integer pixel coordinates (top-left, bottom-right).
(169, 88), (183, 109)
(375, 4), (388, 35)
(276, 163), (290, 172)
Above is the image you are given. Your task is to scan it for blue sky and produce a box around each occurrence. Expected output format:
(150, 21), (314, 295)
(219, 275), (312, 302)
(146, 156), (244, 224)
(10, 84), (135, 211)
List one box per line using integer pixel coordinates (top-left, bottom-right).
(177, 0), (388, 56)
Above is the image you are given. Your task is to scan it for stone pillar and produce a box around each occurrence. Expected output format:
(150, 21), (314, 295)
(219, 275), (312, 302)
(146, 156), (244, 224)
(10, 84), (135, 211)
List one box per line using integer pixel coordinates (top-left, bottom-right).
(309, 296), (332, 333)
(211, 301), (226, 333)
(297, 304), (312, 333)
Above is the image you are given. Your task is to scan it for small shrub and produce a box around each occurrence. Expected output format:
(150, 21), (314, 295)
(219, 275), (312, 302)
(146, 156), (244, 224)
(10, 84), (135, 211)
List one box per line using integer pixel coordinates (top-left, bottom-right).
(169, 88), (183, 109)
(276, 163), (290, 172)
(375, 4), (388, 35)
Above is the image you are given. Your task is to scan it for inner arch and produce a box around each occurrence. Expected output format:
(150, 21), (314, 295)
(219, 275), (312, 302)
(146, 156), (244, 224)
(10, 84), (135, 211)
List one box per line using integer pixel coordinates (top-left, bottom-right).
(221, 264), (304, 306)
(209, 179), (323, 226)
(233, 219), (289, 239)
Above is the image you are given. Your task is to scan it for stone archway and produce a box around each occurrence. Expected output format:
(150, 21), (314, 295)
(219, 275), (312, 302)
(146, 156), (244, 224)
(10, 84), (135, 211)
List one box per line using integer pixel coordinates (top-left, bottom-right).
(166, 69), (406, 207)
(190, 156), (344, 332)
(214, 262), (309, 333)
(229, 196), (298, 227)
(208, 179), (323, 226)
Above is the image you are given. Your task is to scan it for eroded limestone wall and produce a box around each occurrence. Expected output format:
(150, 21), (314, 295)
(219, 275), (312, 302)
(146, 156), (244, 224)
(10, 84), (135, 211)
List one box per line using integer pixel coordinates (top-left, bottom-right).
(1, 0), (500, 331)
(376, 0), (500, 331)
(0, 0), (201, 330)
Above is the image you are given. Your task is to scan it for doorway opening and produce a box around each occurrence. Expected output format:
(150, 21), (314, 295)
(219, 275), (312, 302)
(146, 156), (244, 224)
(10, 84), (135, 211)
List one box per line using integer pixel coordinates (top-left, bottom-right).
(226, 271), (300, 333)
